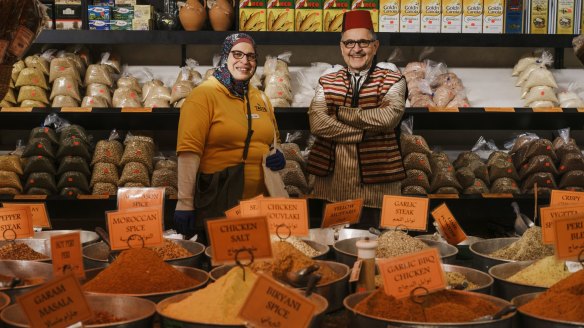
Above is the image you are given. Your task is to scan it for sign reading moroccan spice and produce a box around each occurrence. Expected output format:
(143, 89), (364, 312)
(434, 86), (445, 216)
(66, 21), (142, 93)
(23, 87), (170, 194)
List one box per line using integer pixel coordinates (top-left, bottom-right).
(17, 273), (92, 328)
(2, 202), (51, 228)
(50, 232), (85, 278)
(540, 205), (584, 244)
(259, 198), (309, 236)
(381, 195), (428, 231)
(553, 216), (584, 260)
(377, 248), (446, 299)
(106, 208), (164, 250)
(550, 190), (584, 207)
(207, 216), (272, 266)
(238, 273), (317, 328)
(321, 199), (363, 228)
(0, 207), (34, 239)
(117, 187), (165, 211)
(431, 203), (467, 245)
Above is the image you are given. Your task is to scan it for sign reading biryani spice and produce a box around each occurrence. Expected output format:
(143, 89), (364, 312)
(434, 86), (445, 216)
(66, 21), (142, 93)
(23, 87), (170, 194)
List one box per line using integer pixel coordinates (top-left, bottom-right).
(267, 0), (295, 31)
(240, 0), (267, 31)
(295, 0), (323, 31)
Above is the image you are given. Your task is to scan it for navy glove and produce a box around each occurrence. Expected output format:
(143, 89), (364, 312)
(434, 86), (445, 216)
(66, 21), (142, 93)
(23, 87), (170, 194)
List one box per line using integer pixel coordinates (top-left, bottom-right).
(266, 150), (286, 171)
(173, 210), (196, 238)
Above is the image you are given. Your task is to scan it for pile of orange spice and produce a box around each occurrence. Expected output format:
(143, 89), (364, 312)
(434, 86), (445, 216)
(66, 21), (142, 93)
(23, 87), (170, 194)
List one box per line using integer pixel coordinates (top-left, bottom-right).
(520, 268), (584, 322)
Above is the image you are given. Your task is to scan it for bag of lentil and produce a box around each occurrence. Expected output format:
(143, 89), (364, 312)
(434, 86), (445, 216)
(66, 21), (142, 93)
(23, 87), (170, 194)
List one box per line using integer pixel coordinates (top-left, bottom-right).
(400, 117), (431, 156)
(0, 155), (23, 175)
(85, 64), (113, 87)
(50, 76), (81, 101)
(154, 158), (177, 171)
(90, 162), (119, 186)
(57, 171), (90, 193)
(0, 171), (23, 192)
(56, 137), (91, 161)
(91, 138), (123, 167)
(60, 187), (83, 197)
(151, 168), (178, 188)
(507, 133), (539, 154)
(52, 95), (79, 107)
(92, 182), (117, 195)
(431, 171), (462, 192)
(455, 167), (475, 189)
(432, 160), (455, 175)
(0, 188), (20, 195)
(559, 170), (584, 188)
(120, 137), (154, 172)
(118, 162), (150, 186)
(431, 151), (451, 164)
(525, 139), (558, 163)
(490, 177), (520, 194)
(558, 153), (584, 174)
(49, 57), (81, 84)
(280, 143), (305, 167)
(113, 87), (142, 108)
(487, 151), (512, 167)
(463, 179), (489, 194)
(557, 144), (582, 161)
(453, 151), (482, 170)
(58, 50), (86, 77)
(23, 156), (56, 175)
(522, 172), (557, 190)
(29, 127), (58, 145)
(402, 169), (431, 191)
(117, 74), (142, 93)
(403, 152), (432, 175)
(27, 187), (51, 195)
(24, 51), (53, 76)
(144, 98), (170, 108)
(86, 83), (112, 106)
(15, 67), (48, 90)
(489, 158), (520, 183)
(57, 156), (91, 176)
(17, 86), (49, 104)
(23, 138), (55, 158)
(402, 185), (427, 195)
(519, 155), (559, 179)
(174, 59), (203, 86)
(25, 172), (57, 193)
(101, 52), (122, 75)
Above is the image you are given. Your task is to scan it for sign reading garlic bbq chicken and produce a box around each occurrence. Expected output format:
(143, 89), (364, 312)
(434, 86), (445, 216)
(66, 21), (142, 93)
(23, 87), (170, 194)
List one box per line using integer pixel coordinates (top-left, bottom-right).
(106, 208), (164, 250)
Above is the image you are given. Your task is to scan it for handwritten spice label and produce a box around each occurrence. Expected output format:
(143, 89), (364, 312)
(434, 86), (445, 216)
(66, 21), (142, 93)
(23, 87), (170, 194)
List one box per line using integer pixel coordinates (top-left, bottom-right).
(207, 216), (273, 266)
(0, 207), (34, 239)
(240, 195), (264, 217)
(106, 208), (164, 250)
(553, 216), (584, 260)
(540, 205), (584, 244)
(2, 203), (51, 228)
(238, 273), (316, 328)
(117, 187), (165, 211)
(17, 273), (92, 328)
(321, 199), (363, 228)
(430, 203), (467, 245)
(225, 204), (242, 218)
(50, 232), (85, 279)
(550, 190), (584, 207)
(260, 198), (309, 236)
(377, 248), (446, 299)
(381, 195), (428, 231)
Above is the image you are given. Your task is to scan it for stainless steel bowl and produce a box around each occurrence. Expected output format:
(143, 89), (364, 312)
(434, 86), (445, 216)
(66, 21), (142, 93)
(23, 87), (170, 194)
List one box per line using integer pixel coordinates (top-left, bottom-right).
(0, 240), (51, 262)
(416, 234), (484, 260)
(209, 260), (350, 312)
(82, 266), (209, 303)
(512, 292), (584, 327)
(82, 239), (205, 269)
(469, 238), (519, 272)
(0, 292), (10, 311)
(33, 230), (100, 246)
(344, 290), (515, 327)
(443, 264), (494, 295)
(0, 260), (53, 303)
(489, 261), (547, 301)
(1, 294), (156, 328)
(333, 237), (458, 267)
(156, 289), (328, 327)
(205, 239), (330, 264)
(308, 228), (377, 246)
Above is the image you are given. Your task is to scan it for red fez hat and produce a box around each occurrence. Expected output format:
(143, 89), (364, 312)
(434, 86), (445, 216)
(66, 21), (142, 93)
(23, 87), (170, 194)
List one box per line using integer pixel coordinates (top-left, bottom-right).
(342, 10), (374, 32)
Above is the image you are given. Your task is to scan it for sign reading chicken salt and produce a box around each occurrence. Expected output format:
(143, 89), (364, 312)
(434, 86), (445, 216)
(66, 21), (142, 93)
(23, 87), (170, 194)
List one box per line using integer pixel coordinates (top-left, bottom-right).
(381, 195), (429, 231)
(259, 198), (309, 236)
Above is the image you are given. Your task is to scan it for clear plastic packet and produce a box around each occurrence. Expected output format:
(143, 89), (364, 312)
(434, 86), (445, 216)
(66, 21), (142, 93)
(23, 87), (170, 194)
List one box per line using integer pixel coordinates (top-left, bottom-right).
(17, 86), (49, 104)
(19, 100), (46, 107)
(522, 172), (557, 190)
(57, 50), (86, 77)
(446, 90), (470, 108)
(559, 170), (584, 188)
(25, 172), (57, 193)
(27, 187), (52, 195)
(400, 132), (431, 156)
(279, 161), (308, 192)
(151, 168), (178, 188)
(81, 96), (109, 108)
(0, 171), (23, 192)
(117, 69), (141, 93)
(56, 137), (91, 161)
(100, 52), (121, 75)
(558, 83), (584, 107)
(410, 94), (436, 107)
(0, 155), (23, 175)
(24, 49), (55, 76)
(92, 182), (117, 195)
(52, 95), (79, 107)
(144, 98), (170, 108)
(113, 87), (142, 107)
(264, 51), (292, 77)
(175, 59), (203, 86)
(402, 185), (427, 195)
(403, 61), (426, 75)
(518, 155), (559, 179)
(280, 142), (305, 166)
(404, 152), (432, 175)
(453, 151), (482, 169)
(49, 57), (81, 84)
(424, 59), (448, 87)
(50, 76), (81, 101)
(524, 86), (558, 106)
(430, 171), (462, 192)
(86, 83), (112, 106)
(67, 45), (91, 68)
(29, 126), (58, 144)
(470, 136), (498, 161)
(90, 162), (119, 186)
(3, 88), (16, 103)
(54, 119), (89, 144)
(489, 158), (520, 182)
(23, 156), (56, 175)
(57, 156), (91, 176)
(120, 134), (154, 172)
(430, 151), (450, 165)
(23, 138), (55, 158)
(523, 67), (558, 90)
(552, 127), (575, 149)
(85, 64), (113, 87)
(0, 100), (14, 108)
(463, 179), (489, 194)
(506, 133), (540, 154)
(265, 81), (293, 103)
(402, 169), (431, 191)
(154, 157), (178, 171)
(404, 70), (426, 82)
(118, 162), (151, 186)
(15, 67), (48, 90)
(467, 160), (489, 184)
(455, 167), (475, 189)
(528, 100), (556, 108)
(141, 68), (164, 100)
(558, 153), (584, 174)
(143, 84), (171, 103)
(490, 177), (520, 194)
(57, 171), (90, 193)
(512, 56), (538, 76)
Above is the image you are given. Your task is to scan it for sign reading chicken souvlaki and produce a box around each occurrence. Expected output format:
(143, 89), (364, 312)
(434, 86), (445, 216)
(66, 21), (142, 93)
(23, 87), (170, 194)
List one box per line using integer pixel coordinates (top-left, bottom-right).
(105, 208), (164, 251)
(257, 198), (309, 236)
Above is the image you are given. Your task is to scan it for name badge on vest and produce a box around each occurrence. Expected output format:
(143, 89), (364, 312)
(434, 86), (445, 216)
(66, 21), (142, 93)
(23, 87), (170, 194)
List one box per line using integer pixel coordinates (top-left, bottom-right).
(248, 114), (260, 119)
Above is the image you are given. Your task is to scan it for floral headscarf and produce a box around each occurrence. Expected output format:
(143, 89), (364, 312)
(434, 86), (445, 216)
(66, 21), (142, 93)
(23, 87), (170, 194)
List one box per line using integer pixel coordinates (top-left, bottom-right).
(213, 33), (257, 99)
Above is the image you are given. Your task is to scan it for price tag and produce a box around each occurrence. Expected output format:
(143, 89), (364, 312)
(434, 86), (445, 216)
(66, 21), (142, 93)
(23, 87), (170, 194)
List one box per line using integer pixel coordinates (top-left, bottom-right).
(2, 203), (51, 228)
(481, 193), (514, 198)
(430, 203), (467, 245)
(1, 107), (33, 112)
(238, 273), (317, 328)
(540, 205), (584, 244)
(427, 194), (459, 199)
(225, 205), (242, 218)
(105, 208), (164, 250)
(206, 216), (272, 266)
(51, 232), (85, 278)
(550, 190), (584, 206)
(377, 248), (446, 299)
(321, 199), (363, 228)
(17, 273), (92, 328)
(0, 207), (34, 239)
(77, 194), (110, 200)
(484, 107), (515, 112)
(117, 187), (165, 211)
(14, 195), (47, 200)
(428, 107), (459, 112)
(240, 195), (264, 217)
(553, 216), (584, 260)
(532, 107), (563, 112)
(60, 107), (92, 113)
(380, 195), (428, 231)
(260, 198), (309, 236)
(121, 107), (152, 112)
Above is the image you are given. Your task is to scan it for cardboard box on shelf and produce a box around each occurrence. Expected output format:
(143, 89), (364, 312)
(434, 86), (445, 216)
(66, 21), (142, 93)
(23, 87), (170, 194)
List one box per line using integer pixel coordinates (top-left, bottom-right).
(267, 0), (295, 31)
(323, 0), (350, 32)
(132, 18), (153, 30)
(351, 0), (379, 32)
(483, 0), (503, 33)
(113, 6), (134, 20)
(462, 0), (482, 33)
(89, 20), (110, 30)
(526, 0), (550, 34)
(555, 0), (575, 34)
(133, 5), (154, 19)
(441, 0), (462, 32)
(400, 0), (420, 32)
(111, 19), (132, 30)
(88, 5), (111, 20)
(93, 0), (115, 5)
(421, 0), (441, 33)
(56, 20), (83, 30)
(295, 0), (322, 31)
(55, 4), (82, 19)
(240, 0), (267, 31)
(504, 0), (523, 33)
(379, 0), (400, 32)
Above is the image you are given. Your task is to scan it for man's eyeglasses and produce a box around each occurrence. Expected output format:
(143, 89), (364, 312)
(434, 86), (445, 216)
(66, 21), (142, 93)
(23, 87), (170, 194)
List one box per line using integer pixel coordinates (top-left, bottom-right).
(340, 39), (375, 48)
(230, 50), (257, 61)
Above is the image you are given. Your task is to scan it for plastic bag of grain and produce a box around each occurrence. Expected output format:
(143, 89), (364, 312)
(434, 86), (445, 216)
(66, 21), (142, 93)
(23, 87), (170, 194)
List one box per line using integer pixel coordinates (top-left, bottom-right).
(119, 134), (154, 172)
(522, 172), (557, 190)
(15, 67), (48, 89)
(27, 187), (51, 195)
(558, 153), (584, 174)
(487, 151), (512, 167)
(402, 185), (427, 195)
(524, 86), (559, 106)
(91, 131), (124, 166)
(559, 170), (584, 188)
(25, 172), (57, 193)
(0, 155), (23, 175)
(57, 156), (90, 176)
(455, 167), (475, 189)
(512, 56), (538, 76)
(49, 57), (81, 84)
(90, 162), (119, 186)
(453, 151), (482, 170)
(100, 52), (122, 75)
(113, 87), (142, 107)
(52, 95), (79, 107)
(56, 137), (91, 161)
(81, 96), (109, 107)
(117, 72), (141, 93)
(174, 59), (203, 86)
(558, 83), (584, 107)
(57, 171), (89, 193)
(400, 117), (431, 156)
(60, 187), (83, 197)
(50, 76), (81, 101)
(23, 138), (55, 158)
(404, 152), (432, 175)
(154, 158), (177, 171)
(402, 169), (430, 191)
(430, 171), (462, 192)
(57, 50), (86, 77)
(170, 80), (194, 104)
(17, 86), (49, 104)
(151, 168), (178, 188)
(118, 162), (150, 186)
(24, 50), (54, 76)
(463, 179), (489, 194)
(525, 139), (557, 162)
(0, 171), (23, 192)
(489, 158), (520, 183)
(86, 83), (112, 106)
(279, 160), (308, 192)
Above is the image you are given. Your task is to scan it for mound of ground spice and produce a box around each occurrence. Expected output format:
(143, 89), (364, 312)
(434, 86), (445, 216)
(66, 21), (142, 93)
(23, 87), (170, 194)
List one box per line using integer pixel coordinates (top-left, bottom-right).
(354, 289), (500, 323)
(0, 243), (49, 261)
(507, 256), (572, 287)
(489, 227), (553, 261)
(520, 268), (584, 322)
(83, 247), (200, 294)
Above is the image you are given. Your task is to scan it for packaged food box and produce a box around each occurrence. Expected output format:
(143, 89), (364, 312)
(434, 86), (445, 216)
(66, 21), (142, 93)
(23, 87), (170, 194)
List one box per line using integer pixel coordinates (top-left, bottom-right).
(240, 0), (267, 31)
(462, 0), (482, 33)
(116, 0), (137, 4)
(133, 5), (154, 19)
(323, 0), (350, 32)
(132, 18), (153, 30)
(504, 0), (523, 33)
(421, 0), (441, 32)
(379, 0), (400, 32)
(88, 5), (110, 20)
(295, 0), (322, 32)
(483, 0), (503, 33)
(113, 6), (134, 20)
(352, 0), (379, 31)
(555, 0), (575, 34)
(56, 20), (83, 30)
(527, 0), (550, 34)
(267, 0), (295, 31)
(442, 0), (462, 32)
(401, 0), (421, 32)
(89, 20), (110, 30)
(55, 4), (82, 19)
(110, 19), (132, 30)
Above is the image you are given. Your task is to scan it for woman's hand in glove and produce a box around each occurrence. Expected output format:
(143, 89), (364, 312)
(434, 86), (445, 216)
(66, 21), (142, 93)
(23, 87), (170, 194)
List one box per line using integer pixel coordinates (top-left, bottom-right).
(173, 210), (196, 238)
(266, 150), (286, 171)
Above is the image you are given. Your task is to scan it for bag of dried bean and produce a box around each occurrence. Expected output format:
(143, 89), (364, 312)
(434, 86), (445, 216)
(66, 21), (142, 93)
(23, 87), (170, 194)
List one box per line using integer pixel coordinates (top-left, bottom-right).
(57, 156), (91, 177)
(402, 185), (427, 195)
(463, 179), (489, 194)
(490, 177), (520, 194)
(403, 152), (432, 175)
(400, 117), (431, 156)
(489, 158), (520, 183)
(117, 74), (141, 93)
(92, 182), (117, 195)
(29, 127), (58, 145)
(455, 167), (475, 189)
(27, 187), (51, 195)
(120, 136), (154, 172)
(49, 57), (81, 84)
(558, 153), (584, 174)
(453, 151), (482, 170)
(518, 155), (559, 179)
(279, 161), (308, 192)
(118, 162), (150, 186)
(56, 137), (91, 161)
(402, 169), (430, 191)
(0, 155), (23, 175)
(151, 168), (178, 188)
(90, 162), (119, 186)
(60, 187), (83, 197)
(557, 143), (582, 161)
(559, 170), (584, 188)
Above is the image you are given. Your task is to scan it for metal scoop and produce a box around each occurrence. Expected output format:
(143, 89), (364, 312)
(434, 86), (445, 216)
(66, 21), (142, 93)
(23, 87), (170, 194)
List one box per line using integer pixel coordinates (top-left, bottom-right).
(512, 202), (534, 236)
(284, 264), (320, 288)
(368, 227), (382, 236)
(473, 305), (516, 322)
(0, 276), (21, 289)
(95, 227), (120, 263)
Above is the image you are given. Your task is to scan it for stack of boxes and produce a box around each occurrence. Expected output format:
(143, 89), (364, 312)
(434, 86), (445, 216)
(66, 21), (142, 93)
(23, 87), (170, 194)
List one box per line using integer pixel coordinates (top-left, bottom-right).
(55, 0), (83, 30)
(88, 0), (154, 30)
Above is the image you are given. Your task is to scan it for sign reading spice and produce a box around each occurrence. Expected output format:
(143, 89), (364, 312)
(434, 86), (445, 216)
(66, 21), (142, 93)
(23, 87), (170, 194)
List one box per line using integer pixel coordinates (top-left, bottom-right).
(105, 208), (164, 250)
(321, 199), (363, 228)
(381, 195), (428, 231)
(238, 273), (316, 328)
(240, 194), (264, 217)
(117, 187), (165, 211)
(51, 232), (85, 279)
(553, 215), (584, 260)
(540, 204), (584, 244)
(259, 198), (309, 236)
(377, 248), (446, 299)
(2, 202), (51, 228)
(550, 190), (584, 206)
(0, 207), (34, 239)
(207, 216), (273, 266)
(225, 204), (242, 218)
(430, 203), (467, 245)
(17, 273), (92, 328)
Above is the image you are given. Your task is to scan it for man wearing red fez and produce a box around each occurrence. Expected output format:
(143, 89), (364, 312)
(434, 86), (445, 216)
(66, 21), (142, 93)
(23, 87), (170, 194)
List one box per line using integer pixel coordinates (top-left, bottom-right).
(307, 10), (406, 227)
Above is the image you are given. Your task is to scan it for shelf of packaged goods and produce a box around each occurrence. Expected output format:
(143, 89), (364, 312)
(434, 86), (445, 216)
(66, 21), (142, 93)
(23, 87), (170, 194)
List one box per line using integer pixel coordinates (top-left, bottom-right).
(34, 30), (577, 47)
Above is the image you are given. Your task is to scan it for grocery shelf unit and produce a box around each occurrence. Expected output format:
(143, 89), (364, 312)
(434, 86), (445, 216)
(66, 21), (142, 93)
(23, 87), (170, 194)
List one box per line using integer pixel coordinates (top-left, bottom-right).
(0, 30), (580, 236)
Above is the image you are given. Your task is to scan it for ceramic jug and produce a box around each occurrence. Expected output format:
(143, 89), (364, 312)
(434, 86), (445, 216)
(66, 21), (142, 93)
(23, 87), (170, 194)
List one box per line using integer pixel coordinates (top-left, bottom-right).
(208, 0), (234, 31)
(179, 0), (207, 31)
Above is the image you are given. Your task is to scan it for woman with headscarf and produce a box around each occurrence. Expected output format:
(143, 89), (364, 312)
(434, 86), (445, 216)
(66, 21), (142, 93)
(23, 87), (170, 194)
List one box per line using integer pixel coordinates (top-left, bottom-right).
(173, 33), (285, 240)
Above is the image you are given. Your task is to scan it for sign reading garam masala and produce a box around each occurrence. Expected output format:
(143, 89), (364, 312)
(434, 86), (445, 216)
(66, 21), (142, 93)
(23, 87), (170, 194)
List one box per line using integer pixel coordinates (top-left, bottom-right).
(2, 203), (51, 228)
(431, 203), (467, 245)
(17, 273), (92, 328)
(553, 216), (584, 260)
(105, 208), (164, 250)
(550, 190), (584, 207)
(540, 205), (584, 244)
(50, 232), (85, 278)
(0, 207), (34, 239)
(240, 195), (264, 217)
(259, 198), (309, 236)
(206, 216), (272, 266)
(117, 187), (165, 211)
(377, 248), (446, 299)
(238, 273), (317, 328)
(321, 199), (363, 228)
(381, 195), (428, 231)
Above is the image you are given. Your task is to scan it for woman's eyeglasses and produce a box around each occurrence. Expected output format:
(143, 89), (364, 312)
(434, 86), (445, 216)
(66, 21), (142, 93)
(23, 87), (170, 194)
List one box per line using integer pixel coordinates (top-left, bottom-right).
(340, 39), (375, 48)
(230, 50), (257, 61)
